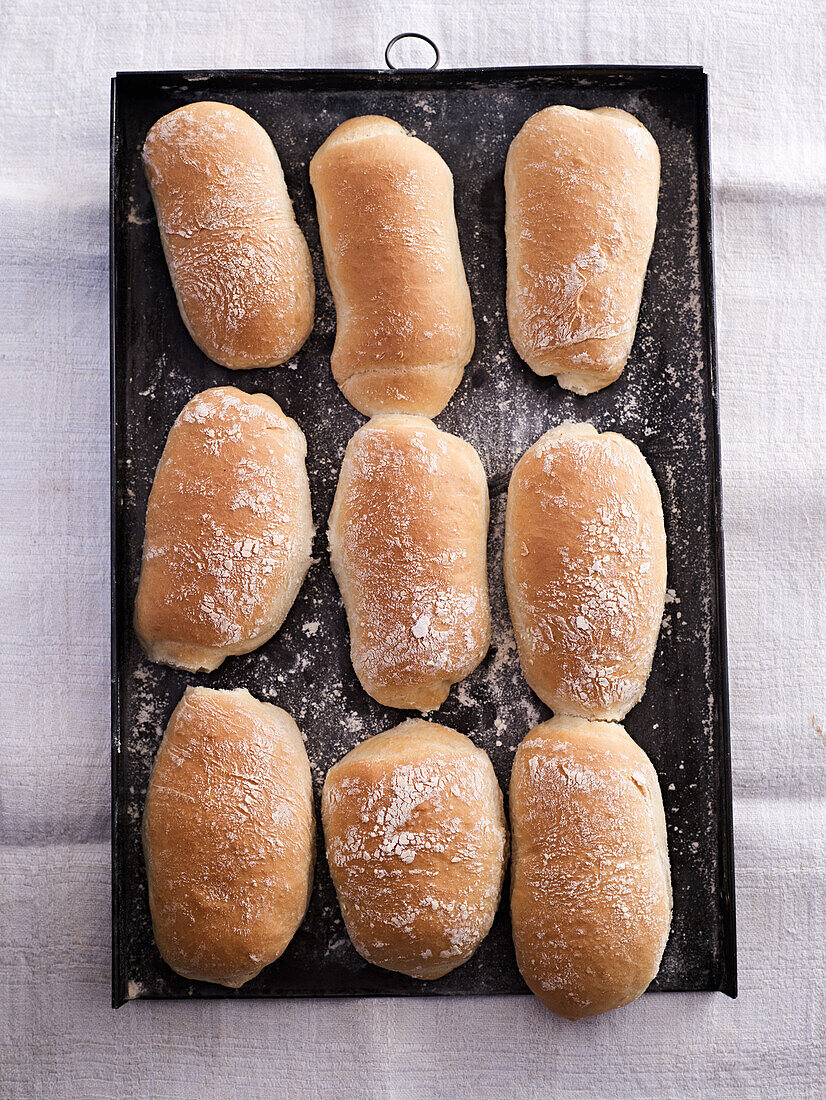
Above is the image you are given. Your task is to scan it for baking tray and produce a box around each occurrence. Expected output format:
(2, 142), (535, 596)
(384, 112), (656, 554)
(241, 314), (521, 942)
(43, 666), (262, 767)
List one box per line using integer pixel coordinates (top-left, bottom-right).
(110, 53), (736, 1006)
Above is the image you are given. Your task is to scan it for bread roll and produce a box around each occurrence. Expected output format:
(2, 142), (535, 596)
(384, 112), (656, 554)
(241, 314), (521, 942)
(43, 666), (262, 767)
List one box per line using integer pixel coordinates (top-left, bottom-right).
(505, 105), (660, 394)
(510, 715), (672, 1019)
(309, 116), (474, 416)
(322, 719), (508, 979)
(143, 687), (315, 988)
(134, 386), (313, 672)
(504, 423), (666, 720)
(143, 101), (314, 368)
(328, 414), (490, 711)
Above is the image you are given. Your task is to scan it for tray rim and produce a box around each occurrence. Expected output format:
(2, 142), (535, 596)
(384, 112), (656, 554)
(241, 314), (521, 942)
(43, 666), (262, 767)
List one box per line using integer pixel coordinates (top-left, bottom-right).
(109, 62), (736, 1008)
(109, 73), (122, 1011)
(694, 71), (738, 999)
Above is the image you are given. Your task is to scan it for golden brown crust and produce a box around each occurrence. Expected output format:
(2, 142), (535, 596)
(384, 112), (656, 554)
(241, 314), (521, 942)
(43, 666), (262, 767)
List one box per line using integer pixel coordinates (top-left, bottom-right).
(504, 423), (666, 719)
(510, 715), (671, 1019)
(322, 719), (508, 979)
(309, 115), (474, 416)
(142, 687), (315, 988)
(143, 101), (314, 368)
(505, 105), (660, 394)
(134, 387), (313, 673)
(328, 414), (491, 711)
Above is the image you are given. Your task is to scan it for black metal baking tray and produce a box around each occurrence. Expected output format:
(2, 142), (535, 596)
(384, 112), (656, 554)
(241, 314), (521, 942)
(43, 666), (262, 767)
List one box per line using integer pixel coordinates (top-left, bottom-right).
(110, 57), (736, 1006)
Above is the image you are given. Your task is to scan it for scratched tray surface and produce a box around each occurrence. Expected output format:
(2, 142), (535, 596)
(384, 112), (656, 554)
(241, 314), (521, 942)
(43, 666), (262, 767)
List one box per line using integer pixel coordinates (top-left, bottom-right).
(111, 66), (735, 1004)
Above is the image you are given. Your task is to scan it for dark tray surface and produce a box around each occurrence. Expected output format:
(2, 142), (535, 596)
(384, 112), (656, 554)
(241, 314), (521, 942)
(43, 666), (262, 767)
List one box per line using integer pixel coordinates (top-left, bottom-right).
(111, 64), (735, 1004)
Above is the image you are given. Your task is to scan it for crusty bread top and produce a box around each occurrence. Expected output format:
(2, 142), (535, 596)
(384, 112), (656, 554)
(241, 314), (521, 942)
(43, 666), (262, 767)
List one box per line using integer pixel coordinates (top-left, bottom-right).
(309, 115), (474, 416)
(322, 719), (508, 979)
(142, 687), (315, 988)
(505, 105), (660, 392)
(504, 422), (666, 719)
(313, 114), (408, 153)
(143, 101), (314, 368)
(328, 414), (490, 710)
(143, 101), (296, 234)
(509, 715), (671, 1019)
(134, 387), (313, 671)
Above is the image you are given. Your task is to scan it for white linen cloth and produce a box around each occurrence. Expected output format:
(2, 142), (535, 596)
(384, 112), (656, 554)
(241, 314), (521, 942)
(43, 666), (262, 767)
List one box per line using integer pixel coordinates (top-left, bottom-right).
(0, 1), (823, 1096)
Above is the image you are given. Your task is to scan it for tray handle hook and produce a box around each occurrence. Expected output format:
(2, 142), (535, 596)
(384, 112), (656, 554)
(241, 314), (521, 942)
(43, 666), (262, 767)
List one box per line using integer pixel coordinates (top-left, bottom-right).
(385, 33), (440, 71)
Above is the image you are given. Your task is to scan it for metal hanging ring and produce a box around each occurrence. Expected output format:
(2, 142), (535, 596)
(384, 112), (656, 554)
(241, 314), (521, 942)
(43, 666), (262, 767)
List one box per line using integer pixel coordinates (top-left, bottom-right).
(385, 33), (440, 71)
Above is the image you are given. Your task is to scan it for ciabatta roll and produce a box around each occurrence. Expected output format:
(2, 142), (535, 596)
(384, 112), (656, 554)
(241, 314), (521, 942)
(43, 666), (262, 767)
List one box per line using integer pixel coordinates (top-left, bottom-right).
(134, 387), (313, 672)
(328, 414), (490, 711)
(310, 116), (474, 416)
(143, 101), (314, 368)
(322, 719), (508, 979)
(143, 687), (315, 988)
(506, 105), (659, 394)
(510, 715), (671, 1019)
(504, 423), (666, 719)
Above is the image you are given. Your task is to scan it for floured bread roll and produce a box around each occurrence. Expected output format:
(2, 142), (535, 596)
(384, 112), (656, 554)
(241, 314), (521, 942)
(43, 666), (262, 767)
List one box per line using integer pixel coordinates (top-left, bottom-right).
(504, 423), (666, 719)
(143, 687), (315, 988)
(322, 719), (508, 979)
(143, 101), (314, 368)
(505, 105), (660, 393)
(510, 715), (672, 1019)
(310, 115), (474, 416)
(134, 386), (313, 672)
(328, 414), (490, 711)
